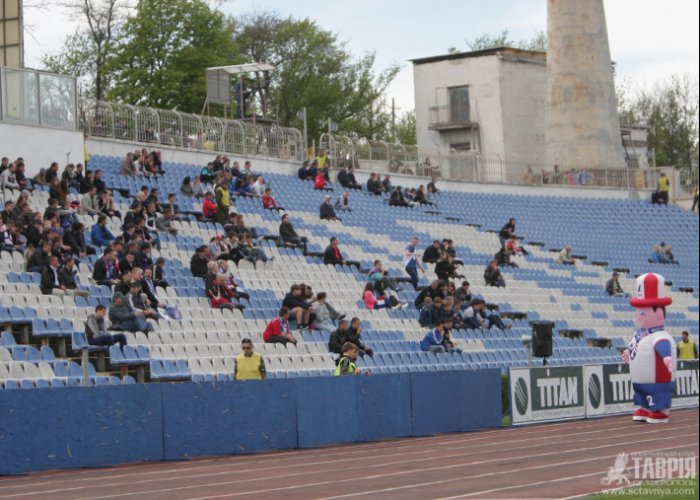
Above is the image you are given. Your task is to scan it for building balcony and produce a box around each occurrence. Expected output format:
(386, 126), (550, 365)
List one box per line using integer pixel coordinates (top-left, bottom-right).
(428, 106), (480, 131)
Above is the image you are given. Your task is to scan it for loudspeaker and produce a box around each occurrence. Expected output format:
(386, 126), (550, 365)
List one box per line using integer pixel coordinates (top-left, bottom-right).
(531, 321), (554, 358)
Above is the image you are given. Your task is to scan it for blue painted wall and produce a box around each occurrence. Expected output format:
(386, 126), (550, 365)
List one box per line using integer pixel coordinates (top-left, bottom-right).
(0, 370), (501, 475)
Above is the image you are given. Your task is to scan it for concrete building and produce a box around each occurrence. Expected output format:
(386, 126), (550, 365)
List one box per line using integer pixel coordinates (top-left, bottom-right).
(412, 48), (547, 181)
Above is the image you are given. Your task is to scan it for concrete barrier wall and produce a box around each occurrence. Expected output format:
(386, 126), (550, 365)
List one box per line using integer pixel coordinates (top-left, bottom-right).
(0, 370), (501, 475)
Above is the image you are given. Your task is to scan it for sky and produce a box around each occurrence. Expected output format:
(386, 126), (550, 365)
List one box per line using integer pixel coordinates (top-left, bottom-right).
(23, 0), (700, 116)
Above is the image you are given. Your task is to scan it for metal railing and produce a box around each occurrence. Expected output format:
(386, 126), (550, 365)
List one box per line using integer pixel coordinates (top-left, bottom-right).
(427, 105), (478, 129)
(0, 66), (77, 129)
(79, 99), (304, 161)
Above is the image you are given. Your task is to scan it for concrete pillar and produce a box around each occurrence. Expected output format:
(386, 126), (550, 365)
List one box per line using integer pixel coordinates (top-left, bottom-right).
(544, 0), (625, 170)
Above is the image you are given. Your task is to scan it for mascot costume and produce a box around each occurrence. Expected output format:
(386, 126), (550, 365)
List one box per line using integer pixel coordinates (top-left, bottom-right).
(622, 273), (676, 423)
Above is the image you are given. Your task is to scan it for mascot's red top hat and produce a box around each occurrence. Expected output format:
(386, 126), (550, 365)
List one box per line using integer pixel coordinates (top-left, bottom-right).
(630, 272), (672, 308)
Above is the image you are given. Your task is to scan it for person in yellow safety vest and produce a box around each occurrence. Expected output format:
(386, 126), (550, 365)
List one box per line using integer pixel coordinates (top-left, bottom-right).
(234, 338), (267, 380)
(677, 331), (698, 360)
(316, 150), (328, 170)
(335, 342), (360, 376)
(657, 172), (670, 204)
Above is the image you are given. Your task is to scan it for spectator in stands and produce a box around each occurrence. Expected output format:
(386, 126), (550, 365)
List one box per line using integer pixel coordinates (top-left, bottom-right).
(657, 172), (670, 204)
(298, 161), (313, 181)
(207, 273), (244, 311)
(310, 292), (339, 333)
(659, 242), (677, 263)
(403, 236), (425, 290)
(455, 280), (472, 305)
(389, 186), (410, 207)
(160, 193), (186, 221)
(40, 255), (67, 296)
(98, 190), (121, 219)
(328, 318), (349, 355)
(239, 233), (272, 265)
(335, 191), (352, 213)
(498, 218), (516, 248)
(314, 171), (332, 191)
(180, 176), (194, 197)
(345, 317), (373, 357)
(109, 291), (153, 333)
(677, 331), (698, 360)
(262, 187), (284, 211)
(234, 338), (266, 380)
(141, 267), (164, 309)
(323, 236), (360, 269)
(382, 174), (392, 193)
(692, 188), (699, 212)
(336, 167), (356, 190)
(263, 307), (298, 345)
(91, 215), (116, 248)
(93, 247), (120, 286)
(85, 304), (127, 350)
(0, 221), (23, 254)
(423, 240), (442, 264)
(556, 246), (576, 265)
(127, 279), (161, 321)
(251, 175), (266, 197)
(0, 162), (20, 191)
(505, 234), (529, 256)
(63, 222), (93, 258)
(0, 200), (15, 224)
(153, 257), (168, 288)
(155, 208), (178, 235)
(495, 246), (518, 268)
(427, 176), (439, 194)
(320, 195), (342, 222)
(92, 169), (106, 193)
(202, 191), (217, 220)
(462, 299), (510, 330)
(26, 240), (52, 273)
(484, 259), (506, 287)
(279, 214), (308, 253)
(190, 245), (210, 278)
(650, 244), (672, 264)
(120, 153), (136, 176)
(605, 272), (628, 297)
(57, 256), (88, 297)
(215, 182), (231, 224)
(367, 173), (382, 195)
(576, 168), (594, 186)
(368, 259), (401, 292)
(282, 284), (312, 328)
(79, 185), (101, 216)
(435, 253), (463, 281)
(420, 319), (448, 354)
(335, 342), (360, 376)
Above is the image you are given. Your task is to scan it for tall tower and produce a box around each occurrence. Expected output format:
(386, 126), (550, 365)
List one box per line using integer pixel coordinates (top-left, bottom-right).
(544, 0), (625, 170)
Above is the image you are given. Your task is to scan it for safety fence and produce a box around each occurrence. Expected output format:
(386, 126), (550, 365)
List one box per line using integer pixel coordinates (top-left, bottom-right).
(79, 99), (305, 162)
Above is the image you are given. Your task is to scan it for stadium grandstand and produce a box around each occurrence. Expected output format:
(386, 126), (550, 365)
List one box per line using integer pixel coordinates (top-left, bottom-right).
(1, 1), (698, 494)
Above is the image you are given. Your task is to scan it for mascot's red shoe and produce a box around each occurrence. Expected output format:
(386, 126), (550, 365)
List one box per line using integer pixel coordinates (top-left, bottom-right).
(632, 408), (650, 422)
(645, 410), (669, 423)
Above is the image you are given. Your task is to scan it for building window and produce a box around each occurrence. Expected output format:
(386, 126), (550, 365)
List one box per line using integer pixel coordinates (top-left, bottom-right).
(449, 86), (470, 124)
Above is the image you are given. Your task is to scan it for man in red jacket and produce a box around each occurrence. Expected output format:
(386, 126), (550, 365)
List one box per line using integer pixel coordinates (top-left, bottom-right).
(263, 307), (298, 345)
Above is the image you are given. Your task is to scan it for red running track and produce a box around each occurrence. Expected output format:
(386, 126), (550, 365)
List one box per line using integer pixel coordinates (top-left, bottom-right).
(0, 408), (697, 500)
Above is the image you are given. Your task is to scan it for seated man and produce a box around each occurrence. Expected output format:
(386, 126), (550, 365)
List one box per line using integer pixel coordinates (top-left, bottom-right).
(155, 208), (178, 236)
(368, 259), (400, 292)
(127, 280), (161, 321)
(323, 237), (360, 269)
(334, 342), (360, 376)
(556, 246), (576, 265)
(605, 272), (628, 297)
(90, 215), (116, 247)
(328, 318), (349, 355)
(207, 273), (244, 311)
(320, 195), (342, 221)
(85, 304), (127, 348)
(344, 317), (373, 357)
(234, 338), (267, 380)
(454, 280), (472, 305)
(389, 186), (410, 207)
(279, 213), (308, 253)
(462, 299), (510, 330)
(334, 191), (352, 213)
(420, 319), (447, 354)
(659, 242), (678, 263)
(495, 247), (518, 268)
(367, 173), (382, 195)
(484, 259), (506, 287)
(282, 284), (312, 328)
(263, 307), (298, 345)
(422, 240), (442, 264)
(92, 247), (121, 287)
(190, 245), (210, 278)
(108, 291), (153, 333)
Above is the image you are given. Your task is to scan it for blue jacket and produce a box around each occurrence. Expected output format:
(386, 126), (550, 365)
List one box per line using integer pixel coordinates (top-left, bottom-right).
(91, 224), (115, 247)
(420, 329), (444, 351)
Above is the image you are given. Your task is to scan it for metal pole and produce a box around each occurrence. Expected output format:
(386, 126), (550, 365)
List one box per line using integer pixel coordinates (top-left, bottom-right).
(303, 107), (308, 156)
(239, 74), (244, 119)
